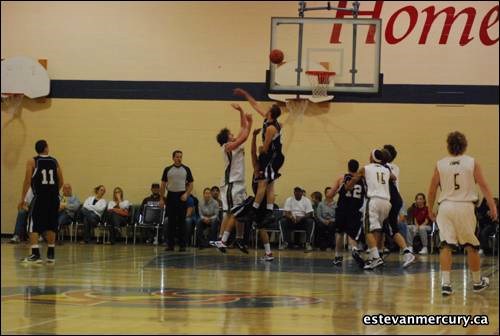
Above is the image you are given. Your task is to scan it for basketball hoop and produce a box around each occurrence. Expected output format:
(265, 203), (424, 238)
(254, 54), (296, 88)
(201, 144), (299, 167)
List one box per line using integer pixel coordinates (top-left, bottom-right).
(305, 70), (336, 98)
(1, 93), (24, 116)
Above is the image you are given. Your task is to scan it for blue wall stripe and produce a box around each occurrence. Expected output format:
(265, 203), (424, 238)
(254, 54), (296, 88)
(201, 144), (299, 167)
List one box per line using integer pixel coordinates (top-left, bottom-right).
(49, 80), (499, 105)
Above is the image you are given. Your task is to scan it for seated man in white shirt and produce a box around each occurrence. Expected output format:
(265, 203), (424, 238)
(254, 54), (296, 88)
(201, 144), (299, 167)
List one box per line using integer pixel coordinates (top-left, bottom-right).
(280, 187), (315, 252)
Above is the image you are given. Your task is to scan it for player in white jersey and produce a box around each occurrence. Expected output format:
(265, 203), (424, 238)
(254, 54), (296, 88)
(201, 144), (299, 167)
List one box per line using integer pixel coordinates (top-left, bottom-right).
(215, 104), (253, 252)
(428, 131), (497, 296)
(346, 149), (392, 270)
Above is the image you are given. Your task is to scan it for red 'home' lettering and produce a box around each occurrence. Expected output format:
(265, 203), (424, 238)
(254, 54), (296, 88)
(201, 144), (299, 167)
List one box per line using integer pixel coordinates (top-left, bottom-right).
(329, 1), (499, 46)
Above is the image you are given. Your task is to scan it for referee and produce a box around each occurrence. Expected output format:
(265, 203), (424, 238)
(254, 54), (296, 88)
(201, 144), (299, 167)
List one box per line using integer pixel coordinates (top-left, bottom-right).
(160, 150), (194, 252)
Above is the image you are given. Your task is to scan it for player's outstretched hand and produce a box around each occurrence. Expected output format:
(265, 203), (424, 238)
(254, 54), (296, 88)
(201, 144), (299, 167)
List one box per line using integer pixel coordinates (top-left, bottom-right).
(233, 88), (247, 97)
(253, 128), (261, 136)
(231, 103), (242, 111)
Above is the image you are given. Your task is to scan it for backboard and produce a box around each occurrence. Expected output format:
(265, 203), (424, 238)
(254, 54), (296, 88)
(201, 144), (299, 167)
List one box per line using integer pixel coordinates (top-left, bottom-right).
(1, 56), (50, 99)
(268, 17), (382, 95)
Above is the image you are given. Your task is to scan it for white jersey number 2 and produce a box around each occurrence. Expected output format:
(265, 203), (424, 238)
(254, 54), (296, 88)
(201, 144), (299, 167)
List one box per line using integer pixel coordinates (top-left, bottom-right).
(346, 185), (363, 199)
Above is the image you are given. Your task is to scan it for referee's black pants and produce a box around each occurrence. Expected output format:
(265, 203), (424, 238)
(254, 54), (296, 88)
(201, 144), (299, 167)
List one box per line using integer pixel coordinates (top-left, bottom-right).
(165, 191), (187, 248)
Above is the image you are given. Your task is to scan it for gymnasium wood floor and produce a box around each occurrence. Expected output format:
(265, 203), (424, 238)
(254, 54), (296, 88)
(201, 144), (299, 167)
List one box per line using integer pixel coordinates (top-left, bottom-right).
(1, 240), (498, 335)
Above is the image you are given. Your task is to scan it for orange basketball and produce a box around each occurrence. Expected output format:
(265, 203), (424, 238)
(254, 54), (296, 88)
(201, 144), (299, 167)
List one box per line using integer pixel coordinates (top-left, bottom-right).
(269, 49), (284, 64)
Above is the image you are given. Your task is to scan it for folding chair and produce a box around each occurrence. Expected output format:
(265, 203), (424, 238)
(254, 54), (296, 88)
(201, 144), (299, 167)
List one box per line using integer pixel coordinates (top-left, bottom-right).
(133, 205), (165, 245)
(255, 209), (284, 249)
(70, 205), (84, 242)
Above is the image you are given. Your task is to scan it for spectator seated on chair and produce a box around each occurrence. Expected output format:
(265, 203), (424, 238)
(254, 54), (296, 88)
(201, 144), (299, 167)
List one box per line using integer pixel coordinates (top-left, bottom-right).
(196, 188), (220, 248)
(211, 186), (223, 222)
(10, 187), (34, 244)
(106, 186), (130, 245)
(310, 191), (322, 215)
(397, 201), (409, 246)
(315, 187), (336, 251)
(185, 194), (198, 246)
(281, 186), (315, 252)
(58, 183), (81, 236)
(477, 197), (499, 256)
(81, 185), (107, 244)
(138, 183), (164, 244)
(407, 193), (432, 255)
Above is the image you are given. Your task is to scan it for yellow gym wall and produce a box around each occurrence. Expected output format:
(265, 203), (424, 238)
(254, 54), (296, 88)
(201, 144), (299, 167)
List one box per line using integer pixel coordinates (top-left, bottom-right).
(1, 1), (498, 233)
(1, 100), (498, 233)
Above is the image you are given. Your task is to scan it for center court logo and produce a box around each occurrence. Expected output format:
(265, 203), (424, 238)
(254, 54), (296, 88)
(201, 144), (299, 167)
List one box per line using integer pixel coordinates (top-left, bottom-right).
(1, 286), (322, 308)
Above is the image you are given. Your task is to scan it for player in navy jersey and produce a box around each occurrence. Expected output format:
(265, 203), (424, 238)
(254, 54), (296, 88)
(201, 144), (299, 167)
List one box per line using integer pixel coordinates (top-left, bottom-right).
(233, 88), (284, 226)
(20, 140), (64, 264)
(327, 159), (366, 267)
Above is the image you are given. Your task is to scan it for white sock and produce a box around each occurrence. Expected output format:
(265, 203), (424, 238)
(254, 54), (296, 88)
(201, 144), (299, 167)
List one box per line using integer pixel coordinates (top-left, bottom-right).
(472, 271), (481, 283)
(221, 231), (230, 243)
(370, 247), (380, 259)
(266, 203), (274, 211)
(48, 244), (55, 248)
(264, 243), (271, 254)
(442, 271), (451, 285)
(253, 202), (260, 209)
(32, 244), (40, 249)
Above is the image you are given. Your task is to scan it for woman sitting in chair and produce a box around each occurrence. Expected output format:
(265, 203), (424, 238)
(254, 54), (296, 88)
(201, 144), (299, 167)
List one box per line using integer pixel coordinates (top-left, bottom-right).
(106, 187), (130, 245)
(407, 193), (432, 255)
(81, 185), (107, 244)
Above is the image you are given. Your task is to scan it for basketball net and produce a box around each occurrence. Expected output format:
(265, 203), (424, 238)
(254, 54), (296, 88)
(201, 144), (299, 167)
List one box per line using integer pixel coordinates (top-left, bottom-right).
(306, 71), (336, 98)
(1, 93), (24, 116)
(286, 98), (309, 122)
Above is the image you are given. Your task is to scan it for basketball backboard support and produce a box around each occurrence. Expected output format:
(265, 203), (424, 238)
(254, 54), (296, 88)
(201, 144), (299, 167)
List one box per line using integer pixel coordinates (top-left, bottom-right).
(1, 56), (50, 99)
(267, 17), (382, 95)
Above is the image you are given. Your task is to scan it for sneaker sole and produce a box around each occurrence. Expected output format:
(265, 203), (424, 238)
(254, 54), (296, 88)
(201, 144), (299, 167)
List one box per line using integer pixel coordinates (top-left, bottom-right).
(473, 285), (489, 293)
(364, 260), (384, 270)
(442, 291), (453, 296)
(22, 260), (43, 264)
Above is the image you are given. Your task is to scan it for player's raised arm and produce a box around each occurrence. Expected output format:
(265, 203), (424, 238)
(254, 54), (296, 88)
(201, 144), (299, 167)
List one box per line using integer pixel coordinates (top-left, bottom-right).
(225, 107), (253, 152)
(233, 88), (267, 118)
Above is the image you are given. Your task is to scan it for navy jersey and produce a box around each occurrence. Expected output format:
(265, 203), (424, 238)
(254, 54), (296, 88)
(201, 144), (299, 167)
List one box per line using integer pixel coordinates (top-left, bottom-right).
(262, 119), (283, 155)
(31, 155), (59, 196)
(337, 173), (365, 211)
(384, 164), (403, 210)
